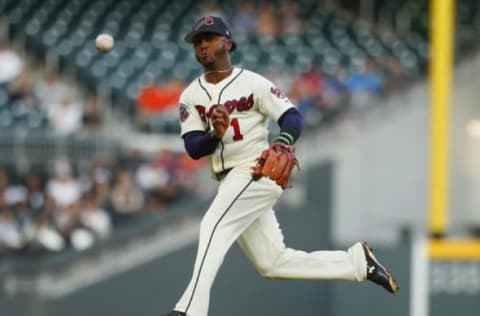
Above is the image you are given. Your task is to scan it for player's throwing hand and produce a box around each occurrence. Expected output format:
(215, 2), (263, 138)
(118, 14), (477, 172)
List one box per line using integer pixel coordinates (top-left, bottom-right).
(211, 106), (230, 138)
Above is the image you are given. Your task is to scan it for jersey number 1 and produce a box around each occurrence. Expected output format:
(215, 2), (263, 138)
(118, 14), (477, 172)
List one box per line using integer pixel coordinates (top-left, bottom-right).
(230, 118), (243, 141)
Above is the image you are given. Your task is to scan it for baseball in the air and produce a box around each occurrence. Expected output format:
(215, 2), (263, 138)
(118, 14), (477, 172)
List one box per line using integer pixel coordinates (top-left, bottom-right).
(95, 33), (114, 53)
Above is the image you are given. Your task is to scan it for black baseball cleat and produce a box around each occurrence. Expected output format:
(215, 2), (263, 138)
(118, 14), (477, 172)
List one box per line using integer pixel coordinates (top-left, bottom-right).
(362, 241), (399, 293)
(163, 311), (186, 316)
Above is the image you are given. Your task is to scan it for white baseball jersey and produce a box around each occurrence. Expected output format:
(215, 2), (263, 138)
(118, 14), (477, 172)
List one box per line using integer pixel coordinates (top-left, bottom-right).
(179, 67), (294, 173)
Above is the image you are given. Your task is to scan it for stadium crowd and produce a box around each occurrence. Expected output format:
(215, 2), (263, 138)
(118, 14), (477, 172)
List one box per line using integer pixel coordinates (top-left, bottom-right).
(0, 40), (102, 133)
(136, 0), (416, 131)
(1, 0), (418, 134)
(0, 149), (207, 257)
(2, 40), (413, 135)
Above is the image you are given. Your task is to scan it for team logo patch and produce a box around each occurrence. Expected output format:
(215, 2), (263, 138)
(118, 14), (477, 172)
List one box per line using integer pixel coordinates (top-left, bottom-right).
(270, 86), (286, 99)
(194, 16), (214, 30)
(204, 16), (214, 25)
(179, 103), (189, 122)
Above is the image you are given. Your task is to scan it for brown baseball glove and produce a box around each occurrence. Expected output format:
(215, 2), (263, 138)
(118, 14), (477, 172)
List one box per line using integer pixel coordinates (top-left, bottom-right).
(211, 106), (230, 138)
(252, 142), (299, 189)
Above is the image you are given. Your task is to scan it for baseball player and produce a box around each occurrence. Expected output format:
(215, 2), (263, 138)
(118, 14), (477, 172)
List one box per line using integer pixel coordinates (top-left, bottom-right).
(165, 16), (398, 316)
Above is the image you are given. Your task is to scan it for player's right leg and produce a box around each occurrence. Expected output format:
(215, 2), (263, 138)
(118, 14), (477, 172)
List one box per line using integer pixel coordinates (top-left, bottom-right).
(170, 167), (283, 316)
(237, 209), (398, 292)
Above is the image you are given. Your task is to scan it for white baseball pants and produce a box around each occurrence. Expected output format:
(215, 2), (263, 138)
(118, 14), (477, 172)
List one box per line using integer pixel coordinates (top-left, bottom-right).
(174, 165), (367, 316)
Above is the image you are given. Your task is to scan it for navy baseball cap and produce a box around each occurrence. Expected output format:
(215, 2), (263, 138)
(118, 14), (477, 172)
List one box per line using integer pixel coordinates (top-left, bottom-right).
(184, 16), (236, 52)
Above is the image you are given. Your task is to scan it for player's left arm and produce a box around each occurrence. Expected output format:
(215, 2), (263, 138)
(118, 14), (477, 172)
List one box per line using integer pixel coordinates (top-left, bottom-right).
(255, 77), (303, 145)
(276, 107), (303, 145)
(252, 78), (303, 188)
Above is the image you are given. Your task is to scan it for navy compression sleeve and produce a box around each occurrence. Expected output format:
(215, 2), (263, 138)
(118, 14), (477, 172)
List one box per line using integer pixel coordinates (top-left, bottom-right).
(183, 131), (220, 160)
(276, 108), (303, 145)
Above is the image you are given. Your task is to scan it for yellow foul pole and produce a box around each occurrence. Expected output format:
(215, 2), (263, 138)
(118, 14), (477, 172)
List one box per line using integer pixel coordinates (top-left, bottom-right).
(429, 0), (455, 236)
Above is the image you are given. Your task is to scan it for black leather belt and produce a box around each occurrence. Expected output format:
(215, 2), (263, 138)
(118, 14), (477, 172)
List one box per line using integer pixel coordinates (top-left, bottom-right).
(214, 168), (232, 181)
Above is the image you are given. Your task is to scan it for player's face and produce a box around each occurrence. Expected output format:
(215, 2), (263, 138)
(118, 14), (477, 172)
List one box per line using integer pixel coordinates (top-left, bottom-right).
(193, 33), (231, 68)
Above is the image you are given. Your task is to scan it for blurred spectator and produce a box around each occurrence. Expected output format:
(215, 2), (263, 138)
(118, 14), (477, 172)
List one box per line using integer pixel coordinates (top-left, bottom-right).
(263, 67), (295, 95)
(82, 95), (103, 131)
(155, 149), (177, 175)
(110, 168), (145, 221)
(47, 159), (81, 239)
(0, 168), (8, 193)
(47, 96), (83, 134)
(320, 67), (350, 116)
(289, 68), (324, 115)
(150, 150), (180, 206)
(382, 57), (413, 93)
(279, 1), (304, 35)
(136, 157), (170, 213)
(0, 41), (23, 85)
(24, 172), (46, 219)
(345, 59), (384, 95)
(48, 160), (80, 203)
(8, 72), (38, 108)
(0, 207), (24, 253)
(136, 159), (169, 191)
(24, 170), (65, 253)
(87, 164), (113, 209)
(31, 167), (80, 252)
(136, 79), (184, 131)
(345, 59), (384, 109)
(201, 1), (224, 17)
(257, 4), (280, 38)
(231, 0), (257, 36)
(33, 221), (65, 252)
(3, 58), (103, 133)
(34, 70), (71, 111)
(4, 184), (29, 226)
(137, 79), (184, 114)
(0, 169), (25, 254)
(121, 147), (145, 172)
(79, 191), (112, 240)
(176, 153), (208, 195)
(53, 203), (81, 243)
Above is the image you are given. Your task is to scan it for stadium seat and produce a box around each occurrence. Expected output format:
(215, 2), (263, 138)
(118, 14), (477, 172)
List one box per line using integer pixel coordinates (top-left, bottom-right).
(0, 109), (14, 128)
